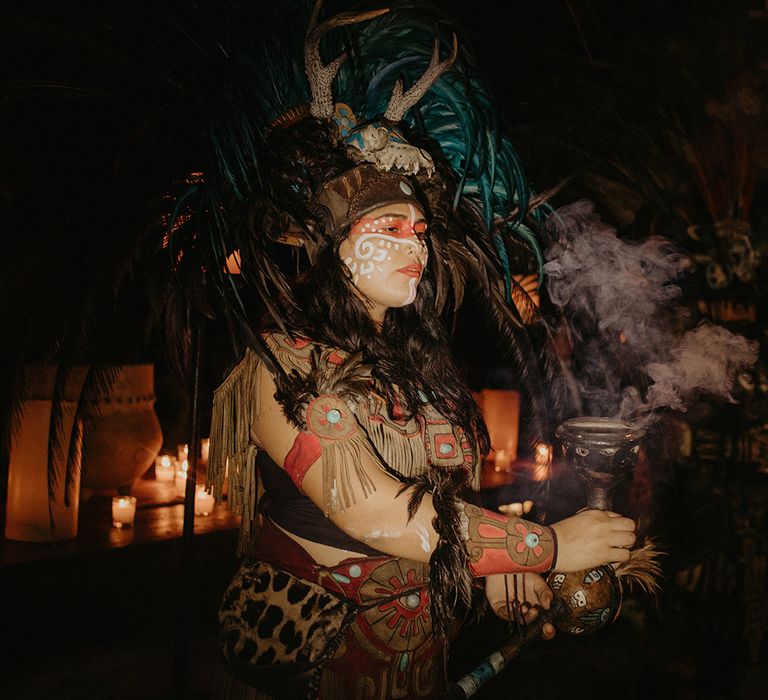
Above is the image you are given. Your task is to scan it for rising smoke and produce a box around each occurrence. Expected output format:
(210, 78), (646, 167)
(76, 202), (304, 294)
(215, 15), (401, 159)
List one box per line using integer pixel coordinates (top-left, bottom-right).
(543, 201), (757, 425)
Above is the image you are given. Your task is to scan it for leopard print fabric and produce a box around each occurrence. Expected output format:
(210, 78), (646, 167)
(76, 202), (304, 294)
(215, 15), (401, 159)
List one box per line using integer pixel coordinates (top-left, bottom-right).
(219, 561), (355, 669)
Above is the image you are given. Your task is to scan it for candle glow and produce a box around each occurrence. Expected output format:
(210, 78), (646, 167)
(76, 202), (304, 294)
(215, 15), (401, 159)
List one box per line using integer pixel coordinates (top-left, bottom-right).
(112, 495), (137, 528)
(194, 485), (215, 516)
(155, 454), (175, 482)
(494, 449), (513, 472)
(175, 464), (188, 498)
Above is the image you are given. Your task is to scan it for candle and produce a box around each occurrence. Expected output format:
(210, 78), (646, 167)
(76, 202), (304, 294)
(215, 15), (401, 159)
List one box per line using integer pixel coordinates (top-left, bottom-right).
(155, 454), (175, 482)
(112, 496), (137, 528)
(494, 449), (512, 472)
(175, 461), (188, 498)
(533, 443), (551, 481)
(194, 485), (215, 516)
(177, 443), (189, 463)
(200, 438), (210, 467)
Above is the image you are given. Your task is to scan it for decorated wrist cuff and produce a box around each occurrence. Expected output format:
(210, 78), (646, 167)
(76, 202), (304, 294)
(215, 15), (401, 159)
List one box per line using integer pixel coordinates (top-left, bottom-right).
(461, 503), (556, 576)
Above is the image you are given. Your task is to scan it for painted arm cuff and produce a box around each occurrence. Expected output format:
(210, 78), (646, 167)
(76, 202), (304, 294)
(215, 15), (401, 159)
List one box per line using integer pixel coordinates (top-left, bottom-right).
(461, 503), (556, 576)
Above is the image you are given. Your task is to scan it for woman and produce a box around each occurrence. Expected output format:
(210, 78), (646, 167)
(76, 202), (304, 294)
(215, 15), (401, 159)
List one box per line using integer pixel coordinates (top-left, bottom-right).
(210, 152), (636, 698)
(197, 3), (638, 698)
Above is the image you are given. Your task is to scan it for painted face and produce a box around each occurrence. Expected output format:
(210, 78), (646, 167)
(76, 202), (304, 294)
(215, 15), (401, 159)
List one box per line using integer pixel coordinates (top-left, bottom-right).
(339, 202), (428, 321)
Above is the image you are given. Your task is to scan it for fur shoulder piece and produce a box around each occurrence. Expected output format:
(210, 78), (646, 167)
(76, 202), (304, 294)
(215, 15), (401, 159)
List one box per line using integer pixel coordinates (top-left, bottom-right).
(264, 332), (374, 430)
(265, 332), (380, 514)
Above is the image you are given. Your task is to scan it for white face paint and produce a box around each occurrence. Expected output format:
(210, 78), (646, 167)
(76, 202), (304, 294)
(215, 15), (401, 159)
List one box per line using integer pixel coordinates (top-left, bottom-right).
(339, 202), (428, 323)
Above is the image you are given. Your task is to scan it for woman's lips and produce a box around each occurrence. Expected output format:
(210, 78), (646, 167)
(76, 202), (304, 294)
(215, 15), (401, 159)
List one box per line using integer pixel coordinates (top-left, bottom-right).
(397, 264), (423, 278)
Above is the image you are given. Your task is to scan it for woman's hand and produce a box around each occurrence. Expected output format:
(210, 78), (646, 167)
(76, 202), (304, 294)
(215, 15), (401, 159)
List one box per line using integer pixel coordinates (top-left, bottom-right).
(551, 509), (636, 572)
(498, 500), (534, 517)
(485, 572), (555, 640)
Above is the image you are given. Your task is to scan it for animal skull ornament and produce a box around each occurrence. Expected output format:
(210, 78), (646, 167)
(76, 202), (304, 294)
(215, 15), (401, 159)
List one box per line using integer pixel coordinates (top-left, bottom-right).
(303, 0), (455, 178)
(345, 121), (435, 176)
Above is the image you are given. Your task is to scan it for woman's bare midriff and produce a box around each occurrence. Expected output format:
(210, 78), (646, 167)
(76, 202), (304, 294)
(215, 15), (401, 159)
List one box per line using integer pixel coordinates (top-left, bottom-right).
(273, 521), (373, 567)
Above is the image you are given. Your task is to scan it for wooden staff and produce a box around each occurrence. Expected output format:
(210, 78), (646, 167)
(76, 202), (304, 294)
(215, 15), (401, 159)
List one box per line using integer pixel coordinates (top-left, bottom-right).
(444, 599), (567, 699)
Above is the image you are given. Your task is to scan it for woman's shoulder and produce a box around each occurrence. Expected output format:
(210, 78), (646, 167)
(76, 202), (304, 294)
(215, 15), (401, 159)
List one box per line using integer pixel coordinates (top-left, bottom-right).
(261, 330), (351, 376)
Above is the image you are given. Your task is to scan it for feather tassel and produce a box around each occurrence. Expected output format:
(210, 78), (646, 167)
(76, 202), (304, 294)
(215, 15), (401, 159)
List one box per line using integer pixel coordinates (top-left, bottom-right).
(613, 539), (665, 595)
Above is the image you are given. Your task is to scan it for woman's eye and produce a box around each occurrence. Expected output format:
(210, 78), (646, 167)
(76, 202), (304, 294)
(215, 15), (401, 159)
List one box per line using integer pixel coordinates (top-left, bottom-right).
(386, 226), (400, 233)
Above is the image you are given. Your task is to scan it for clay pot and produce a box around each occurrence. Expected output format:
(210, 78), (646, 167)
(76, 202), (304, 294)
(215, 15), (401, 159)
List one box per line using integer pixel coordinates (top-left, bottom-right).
(5, 366), (89, 542)
(81, 365), (163, 493)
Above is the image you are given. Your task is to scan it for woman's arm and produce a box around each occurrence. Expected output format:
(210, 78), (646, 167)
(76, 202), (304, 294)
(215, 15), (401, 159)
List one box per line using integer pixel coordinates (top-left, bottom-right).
(256, 363), (636, 573)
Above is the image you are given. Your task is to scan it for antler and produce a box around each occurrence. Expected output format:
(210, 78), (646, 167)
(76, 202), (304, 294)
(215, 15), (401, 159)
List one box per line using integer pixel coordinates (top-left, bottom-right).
(384, 33), (458, 122)
(305, 1), (389, 119)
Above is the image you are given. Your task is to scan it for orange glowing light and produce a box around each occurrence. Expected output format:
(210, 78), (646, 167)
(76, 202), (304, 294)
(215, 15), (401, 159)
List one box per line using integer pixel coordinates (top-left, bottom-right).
(480, 389), (520, 465)
(532, 443), (551, 481)
(225, 250), (242, 274)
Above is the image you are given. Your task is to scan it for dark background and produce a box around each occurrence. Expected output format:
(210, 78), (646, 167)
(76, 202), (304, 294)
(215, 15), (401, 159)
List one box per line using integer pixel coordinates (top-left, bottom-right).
(1, 1), (767, 698)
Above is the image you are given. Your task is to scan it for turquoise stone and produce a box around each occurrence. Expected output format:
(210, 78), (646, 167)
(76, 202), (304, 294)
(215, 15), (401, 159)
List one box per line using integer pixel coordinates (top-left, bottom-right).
(326, 409), (342, 424)
(405, 593), (421, 609)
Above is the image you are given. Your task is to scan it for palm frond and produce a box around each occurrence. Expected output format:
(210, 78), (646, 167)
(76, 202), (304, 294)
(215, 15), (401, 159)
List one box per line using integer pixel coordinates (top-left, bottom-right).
(67, 365), (122, 506)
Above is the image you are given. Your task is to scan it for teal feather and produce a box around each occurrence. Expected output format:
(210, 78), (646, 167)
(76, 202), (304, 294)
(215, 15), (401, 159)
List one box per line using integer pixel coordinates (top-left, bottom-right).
(510, 221), (545, 283)
(492, 232), (513, 303)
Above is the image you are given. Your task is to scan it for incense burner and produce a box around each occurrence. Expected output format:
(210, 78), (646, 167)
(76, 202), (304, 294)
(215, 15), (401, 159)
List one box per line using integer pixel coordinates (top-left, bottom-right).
(555, 417), (644, 511)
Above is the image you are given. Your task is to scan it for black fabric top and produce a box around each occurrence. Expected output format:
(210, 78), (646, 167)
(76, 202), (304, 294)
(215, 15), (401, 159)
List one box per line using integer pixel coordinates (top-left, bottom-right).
(257, 450), (383, 557)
